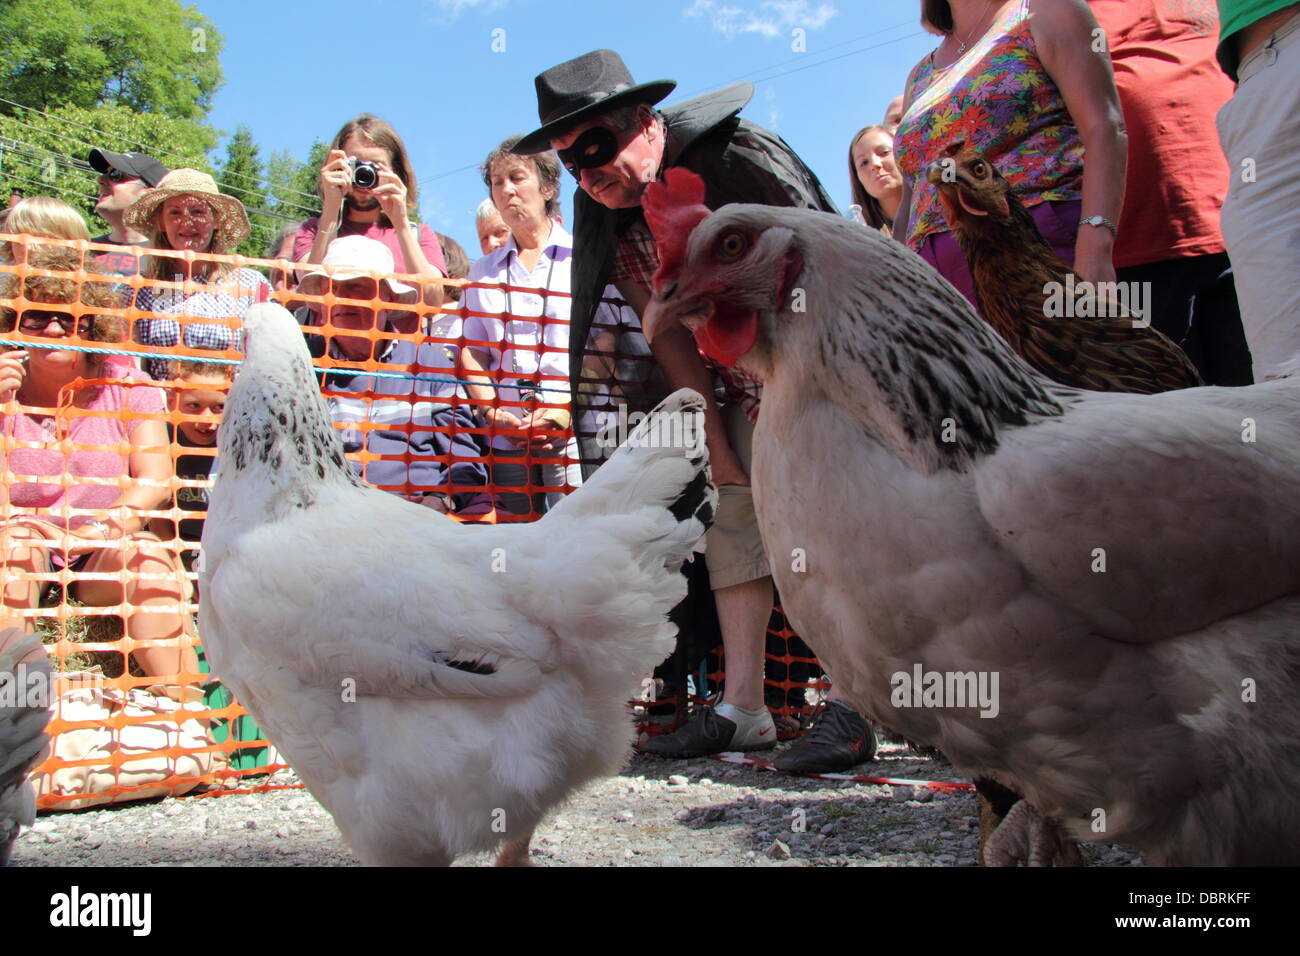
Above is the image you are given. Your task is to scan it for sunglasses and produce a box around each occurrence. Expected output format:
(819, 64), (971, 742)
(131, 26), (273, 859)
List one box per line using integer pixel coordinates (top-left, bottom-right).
(19, 309), (94, 335)
(104, 169), (139, 184)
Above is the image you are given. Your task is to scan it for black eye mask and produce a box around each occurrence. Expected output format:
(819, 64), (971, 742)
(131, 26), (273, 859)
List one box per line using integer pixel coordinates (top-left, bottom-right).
(557, 127), (620, 178)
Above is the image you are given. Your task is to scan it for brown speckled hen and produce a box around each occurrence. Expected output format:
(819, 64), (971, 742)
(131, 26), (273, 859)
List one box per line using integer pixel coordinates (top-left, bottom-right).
(928, 142), (1201, 394)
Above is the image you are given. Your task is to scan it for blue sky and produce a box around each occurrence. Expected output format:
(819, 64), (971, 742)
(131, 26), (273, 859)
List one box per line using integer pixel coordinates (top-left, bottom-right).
(198, 0), (937, 257)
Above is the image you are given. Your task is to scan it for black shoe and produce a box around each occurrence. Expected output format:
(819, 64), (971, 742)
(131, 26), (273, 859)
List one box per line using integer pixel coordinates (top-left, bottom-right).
(638, 704), (776, 758)
(772, 700), (876, 773)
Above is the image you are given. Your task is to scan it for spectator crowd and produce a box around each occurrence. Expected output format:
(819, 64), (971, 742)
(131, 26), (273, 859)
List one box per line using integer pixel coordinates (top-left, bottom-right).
(0, 0), (1293, 783)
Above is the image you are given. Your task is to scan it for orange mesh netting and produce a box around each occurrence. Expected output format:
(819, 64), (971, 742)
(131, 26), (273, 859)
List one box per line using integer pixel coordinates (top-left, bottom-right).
(0, 234), (821, 809)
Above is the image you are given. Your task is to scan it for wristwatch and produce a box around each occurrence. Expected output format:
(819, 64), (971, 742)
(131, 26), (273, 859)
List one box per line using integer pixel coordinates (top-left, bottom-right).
(1080, 215), (1118, 238)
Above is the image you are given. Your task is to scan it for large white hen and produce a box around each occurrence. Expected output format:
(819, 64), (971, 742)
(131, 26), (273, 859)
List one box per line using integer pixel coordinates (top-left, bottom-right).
(199, 302), (715, 866)
(641, 169), (1300, 866)
(0, 628), (51, 865)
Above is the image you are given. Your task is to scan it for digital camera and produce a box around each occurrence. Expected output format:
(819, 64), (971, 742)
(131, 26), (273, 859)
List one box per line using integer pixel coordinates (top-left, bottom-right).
(349, 159), (381, 190)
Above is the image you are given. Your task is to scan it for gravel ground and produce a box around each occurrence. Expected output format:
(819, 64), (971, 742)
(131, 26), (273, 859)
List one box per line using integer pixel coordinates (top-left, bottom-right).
(11, 739), (1144, 867)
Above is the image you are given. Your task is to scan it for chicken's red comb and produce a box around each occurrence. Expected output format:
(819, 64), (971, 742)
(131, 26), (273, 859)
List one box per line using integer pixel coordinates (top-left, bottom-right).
(643, 167), (712, 295)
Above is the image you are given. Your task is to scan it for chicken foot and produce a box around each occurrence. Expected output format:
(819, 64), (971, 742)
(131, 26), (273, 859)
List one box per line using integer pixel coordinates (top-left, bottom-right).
(982, 800), (1085, 867)
(494, 830), (536, 867)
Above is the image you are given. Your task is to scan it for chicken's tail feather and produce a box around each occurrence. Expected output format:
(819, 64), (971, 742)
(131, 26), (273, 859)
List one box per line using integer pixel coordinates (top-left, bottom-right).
(527, 390), (714, 683)
(547, 388), (715, 567)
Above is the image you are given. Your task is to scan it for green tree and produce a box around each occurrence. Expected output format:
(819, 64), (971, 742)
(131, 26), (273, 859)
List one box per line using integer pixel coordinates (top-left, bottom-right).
(216, 125), (276, 258)
(266, 139), (327, 224)
(0, 0), (223, 119)
(0, 102), (214, 230)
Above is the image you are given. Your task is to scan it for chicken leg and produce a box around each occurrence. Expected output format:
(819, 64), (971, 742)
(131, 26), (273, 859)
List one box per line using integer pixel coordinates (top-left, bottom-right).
(983, 800), (1084, 867)
(494, 831), (536, 867)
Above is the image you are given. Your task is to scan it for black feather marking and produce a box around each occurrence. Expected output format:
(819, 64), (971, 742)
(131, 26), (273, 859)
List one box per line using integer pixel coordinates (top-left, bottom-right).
(437, 655), (496, 675)
(669, 469), (713, 524)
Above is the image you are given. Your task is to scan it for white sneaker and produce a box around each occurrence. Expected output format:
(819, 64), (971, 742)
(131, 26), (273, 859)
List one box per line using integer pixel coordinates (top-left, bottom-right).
(714, 701), (777, 750)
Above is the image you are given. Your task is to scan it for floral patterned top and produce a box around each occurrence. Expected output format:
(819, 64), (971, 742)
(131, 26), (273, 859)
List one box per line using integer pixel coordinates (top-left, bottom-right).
(894, 0), (1085, 249)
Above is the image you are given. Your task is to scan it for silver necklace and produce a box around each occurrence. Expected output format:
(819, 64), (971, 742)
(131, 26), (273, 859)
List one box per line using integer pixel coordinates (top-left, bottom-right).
(956, 1), (998, 54)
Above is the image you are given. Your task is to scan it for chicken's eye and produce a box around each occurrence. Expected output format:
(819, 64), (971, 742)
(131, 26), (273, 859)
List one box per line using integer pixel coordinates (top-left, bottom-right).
(971, 161), (988, 177)
(717, 231), (748, 260)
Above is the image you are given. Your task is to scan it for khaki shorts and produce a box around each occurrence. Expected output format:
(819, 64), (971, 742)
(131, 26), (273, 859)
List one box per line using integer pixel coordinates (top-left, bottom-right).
(704, 403), (770, 590)
(1217, 8), (1300, 380)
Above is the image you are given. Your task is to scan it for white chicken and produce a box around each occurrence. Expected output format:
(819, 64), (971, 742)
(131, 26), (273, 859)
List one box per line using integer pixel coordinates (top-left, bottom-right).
(0, 628), (51, 865)
(199, 302), (715, 866)
(641, 170), (1300, 865)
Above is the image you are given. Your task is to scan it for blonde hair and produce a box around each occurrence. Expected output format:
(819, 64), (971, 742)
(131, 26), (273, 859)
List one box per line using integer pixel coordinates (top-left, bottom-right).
(0, 245), (124, 374)
(0, 196), (90, 263)
(161, 358), (236, 383)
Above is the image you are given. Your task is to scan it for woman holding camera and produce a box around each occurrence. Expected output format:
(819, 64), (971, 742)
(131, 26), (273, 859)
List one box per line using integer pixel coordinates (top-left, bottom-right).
(293, 115), (445, 308)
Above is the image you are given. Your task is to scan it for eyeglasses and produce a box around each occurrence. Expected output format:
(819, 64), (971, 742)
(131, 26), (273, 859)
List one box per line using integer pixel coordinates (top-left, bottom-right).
(104, 169), (138, 184)
(19, 309), (94, 335)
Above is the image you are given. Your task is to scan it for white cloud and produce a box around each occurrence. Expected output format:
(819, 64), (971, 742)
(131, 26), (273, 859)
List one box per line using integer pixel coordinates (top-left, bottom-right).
(683, 0), (838, 40)
(764, 86), (781, 130)
(435, 0), (510, 18)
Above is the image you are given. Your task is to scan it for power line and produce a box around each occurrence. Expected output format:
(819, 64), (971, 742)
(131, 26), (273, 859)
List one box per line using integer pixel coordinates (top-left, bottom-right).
(687, 18), (923, 95)
(415, 22), (925, 184)
(734, 31), (928, 88)
(0, 95), (323, 207)
(1, 133), (310, 233)
(0, 167), (290, 249)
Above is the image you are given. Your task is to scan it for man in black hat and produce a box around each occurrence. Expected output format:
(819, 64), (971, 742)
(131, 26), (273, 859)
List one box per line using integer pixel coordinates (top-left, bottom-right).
(87, 148), (169, 276)
(515, 49), (878, 773)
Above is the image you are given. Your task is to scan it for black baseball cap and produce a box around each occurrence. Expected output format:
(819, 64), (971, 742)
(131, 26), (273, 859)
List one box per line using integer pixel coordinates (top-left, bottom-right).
(88, 148), (169, 187)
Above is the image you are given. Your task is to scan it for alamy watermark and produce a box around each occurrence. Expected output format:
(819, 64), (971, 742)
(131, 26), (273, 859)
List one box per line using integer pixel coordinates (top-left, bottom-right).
(593, 404), (706, 459)
(0, 662), (53, 709)
(890, 664), (1000, 718)
(50, 886), (151, 936)
(1043, 275), (1152, 328)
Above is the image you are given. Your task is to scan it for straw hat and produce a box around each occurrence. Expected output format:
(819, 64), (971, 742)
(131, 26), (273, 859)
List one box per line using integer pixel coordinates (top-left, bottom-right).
(295, 236), (418, 303)
(123, 168), (251, 254)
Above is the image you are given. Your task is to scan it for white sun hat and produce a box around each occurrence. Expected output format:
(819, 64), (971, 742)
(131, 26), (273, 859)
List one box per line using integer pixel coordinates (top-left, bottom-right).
(295, 235), (419, 303)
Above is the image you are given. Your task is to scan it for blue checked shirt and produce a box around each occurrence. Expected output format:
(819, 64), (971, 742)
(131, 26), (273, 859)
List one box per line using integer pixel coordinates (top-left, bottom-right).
(133, 267), (270, 378)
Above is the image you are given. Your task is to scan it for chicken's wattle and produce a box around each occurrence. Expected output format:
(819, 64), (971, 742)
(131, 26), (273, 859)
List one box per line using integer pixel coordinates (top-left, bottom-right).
(695, 300), (759, 366)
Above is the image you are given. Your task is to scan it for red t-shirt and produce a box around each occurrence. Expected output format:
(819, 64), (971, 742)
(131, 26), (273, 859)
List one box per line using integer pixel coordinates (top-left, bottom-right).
(292, 218), (446, 276)
(1089, 0), (1233, 268)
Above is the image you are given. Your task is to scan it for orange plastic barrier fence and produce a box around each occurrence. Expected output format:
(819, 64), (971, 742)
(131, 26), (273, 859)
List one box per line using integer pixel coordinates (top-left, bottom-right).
(0, 234), (822, 810)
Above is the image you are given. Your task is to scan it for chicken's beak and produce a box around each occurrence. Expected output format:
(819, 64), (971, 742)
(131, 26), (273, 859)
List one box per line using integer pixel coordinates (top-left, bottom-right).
(643, 287), (713, 345)
(642, 274), (717, 345)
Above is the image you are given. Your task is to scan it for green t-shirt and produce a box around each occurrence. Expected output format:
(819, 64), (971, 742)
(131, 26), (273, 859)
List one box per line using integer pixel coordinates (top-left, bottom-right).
(1218, 0), (1300, 79)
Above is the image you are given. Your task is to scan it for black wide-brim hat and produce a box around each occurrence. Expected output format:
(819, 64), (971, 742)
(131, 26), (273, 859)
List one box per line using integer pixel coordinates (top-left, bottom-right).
(515, 49), (676, 155)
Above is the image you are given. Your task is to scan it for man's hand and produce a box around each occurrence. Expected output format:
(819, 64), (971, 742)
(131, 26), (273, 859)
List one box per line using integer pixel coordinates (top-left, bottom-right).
(372, 167), (410, 228)
(485, 406), (528, 447)
(517, 410), (567, 452)
(709, 444), (750, 486)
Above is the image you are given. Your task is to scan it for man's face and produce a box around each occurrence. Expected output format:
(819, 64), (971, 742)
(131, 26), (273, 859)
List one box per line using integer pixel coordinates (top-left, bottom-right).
(477, 214), (511, 255)
(341, 135), (393, 213)
(551, 111), (664, 210)
(327, 276), (384, 360)
(95, 172), (149, 216)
